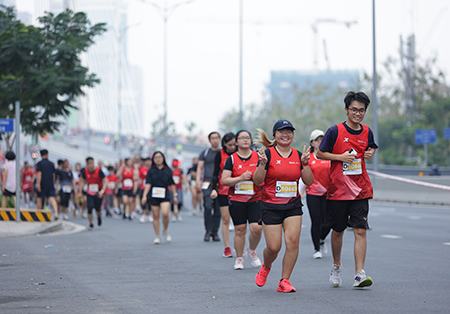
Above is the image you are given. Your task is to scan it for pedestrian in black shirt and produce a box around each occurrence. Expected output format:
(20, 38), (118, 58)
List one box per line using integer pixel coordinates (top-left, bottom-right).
(142, 151), (178, 244)
(35, 149), (58, 219)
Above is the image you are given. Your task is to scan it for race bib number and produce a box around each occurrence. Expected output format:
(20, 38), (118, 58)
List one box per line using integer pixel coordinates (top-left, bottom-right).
(123, 179), (133, 188)
(152, 187), (166, 199)
(275, 181), (297, 198)
(62, 185), (72, 193)
(88, 184), (99, 193)
(108, 182), (116, 189)
(343, 158), (362, 175)
(173, 176), (181, 185)
(202, 181), (210, 190)
(235, 181), (255, 195)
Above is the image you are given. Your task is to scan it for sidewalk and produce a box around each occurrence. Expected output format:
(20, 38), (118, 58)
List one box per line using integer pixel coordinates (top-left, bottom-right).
(0, 221), (62, 238)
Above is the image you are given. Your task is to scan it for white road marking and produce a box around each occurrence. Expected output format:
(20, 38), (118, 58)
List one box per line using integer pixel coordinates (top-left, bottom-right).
(408, 215), (421, 220)
(381, 234), (402, 239)
(443, 242), (450, 246)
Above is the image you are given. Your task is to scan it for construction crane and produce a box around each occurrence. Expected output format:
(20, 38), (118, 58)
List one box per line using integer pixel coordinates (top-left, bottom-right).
(311, 18), (358, 70)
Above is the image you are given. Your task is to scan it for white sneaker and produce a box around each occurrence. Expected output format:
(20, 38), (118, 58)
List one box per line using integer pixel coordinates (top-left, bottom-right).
(140, 215), (147, 223)
(353, 270), (373, 288)
(320, 242), (328, 256)
(63, 214), (69, 221)
(313, 251), (323, 259)
(248, 249), (262, 268)
(171, 216), (177, 222)
(82, 212), (87, 219)
(177, 215), (183, 221)
(234, 257), (244, 270)
(149, 215), (154, 222)
(330, 264), (342, 288)
(165, 233), (172, 242)
(229, 223), (234, 231)
(153, 237), (161, 245)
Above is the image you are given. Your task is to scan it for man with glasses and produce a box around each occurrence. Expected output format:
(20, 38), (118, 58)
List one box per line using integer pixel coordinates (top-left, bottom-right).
(317, 91), (378, 289)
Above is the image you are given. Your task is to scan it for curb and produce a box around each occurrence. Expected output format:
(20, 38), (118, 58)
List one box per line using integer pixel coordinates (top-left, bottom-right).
(0, 208), (52, 222)
(0, 221), (63, 238)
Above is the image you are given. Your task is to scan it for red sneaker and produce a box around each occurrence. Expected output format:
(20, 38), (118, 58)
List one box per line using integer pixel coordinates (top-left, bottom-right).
(255, 265), (271, 287)
(276, 278), (296, 293)
(223, 247), (233, 258)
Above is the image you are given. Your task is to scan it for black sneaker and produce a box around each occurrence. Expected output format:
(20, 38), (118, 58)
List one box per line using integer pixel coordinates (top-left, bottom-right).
(122, 213), (126, 220)
(89, 223), (94, 230)
(203, 232), (211, 242)
(128, 216), (132, 221)
(97, 216), (102, 227)
(211, 234), (221, 242)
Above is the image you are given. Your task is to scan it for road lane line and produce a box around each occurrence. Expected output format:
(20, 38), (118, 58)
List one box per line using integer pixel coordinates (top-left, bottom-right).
(381, 234), (402, 239)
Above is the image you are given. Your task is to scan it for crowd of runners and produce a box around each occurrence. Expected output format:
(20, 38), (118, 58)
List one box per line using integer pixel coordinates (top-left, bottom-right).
(0, 90), (377, 293)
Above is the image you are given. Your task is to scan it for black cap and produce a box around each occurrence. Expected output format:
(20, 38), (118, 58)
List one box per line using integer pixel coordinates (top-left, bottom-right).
(272, 119), (295, 134)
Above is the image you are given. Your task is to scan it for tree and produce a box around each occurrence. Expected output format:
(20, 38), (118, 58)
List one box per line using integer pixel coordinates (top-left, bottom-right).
(0, 7), (106, 144)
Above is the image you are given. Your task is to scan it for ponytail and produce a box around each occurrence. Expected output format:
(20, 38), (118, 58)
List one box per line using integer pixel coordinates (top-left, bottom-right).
(256, 128), (276, 147)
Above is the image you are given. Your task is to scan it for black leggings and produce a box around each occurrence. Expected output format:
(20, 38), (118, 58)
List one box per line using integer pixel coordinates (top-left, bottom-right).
(306, 194), (332, 251)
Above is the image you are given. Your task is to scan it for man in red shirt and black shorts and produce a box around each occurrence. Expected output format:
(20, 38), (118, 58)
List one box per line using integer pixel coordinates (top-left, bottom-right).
(318, 91), (378, 289)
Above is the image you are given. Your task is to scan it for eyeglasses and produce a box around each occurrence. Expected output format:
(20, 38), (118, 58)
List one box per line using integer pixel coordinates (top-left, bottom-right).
(348, 107), (366, 114)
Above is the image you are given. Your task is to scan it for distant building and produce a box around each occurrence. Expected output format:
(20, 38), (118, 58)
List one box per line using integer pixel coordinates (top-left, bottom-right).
(33, 0), (144, 135)
(268, 70), (361, 106)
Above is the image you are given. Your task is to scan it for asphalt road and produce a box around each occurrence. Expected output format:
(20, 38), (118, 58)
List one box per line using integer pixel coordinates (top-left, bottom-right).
(1, 201), (450, 314)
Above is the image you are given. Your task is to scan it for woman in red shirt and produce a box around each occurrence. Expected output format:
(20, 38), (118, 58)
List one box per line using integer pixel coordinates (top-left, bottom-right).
(119, 158), (137, 220)
(253, 120), (313, 293)
(306, 129), (331, 259)
(222, 130), (263, 270)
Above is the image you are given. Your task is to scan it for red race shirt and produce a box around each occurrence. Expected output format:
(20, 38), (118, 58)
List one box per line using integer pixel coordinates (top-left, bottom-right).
(84, 167), (103, 196)
(172, 168), (183, 190)
(121, 167), (134, 191)
(306, 153), (330, 196)
(105, 174), (118, 195)
(218, 149), (231, 196)
(22, 168), (34, 192)
(262, 146), (302, 206)
(139, 166), (149, 189)
(226, 151), (261, 203)
(328, 123), (373, 200)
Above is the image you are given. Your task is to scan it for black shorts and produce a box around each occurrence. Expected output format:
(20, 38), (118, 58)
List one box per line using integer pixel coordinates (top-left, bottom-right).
(122, 189), (135, 197)
(327, 199), (370, 232)
(86, 195), (102, 213)
(218, 194), (230, 207)
(149, 198), (170, 206)
(262, 207), (303, 225)
(3, 189), (16, 197)
(59, 192), (71, 207)
(38, 186), (56, 198)
(229, 201), (261, 225)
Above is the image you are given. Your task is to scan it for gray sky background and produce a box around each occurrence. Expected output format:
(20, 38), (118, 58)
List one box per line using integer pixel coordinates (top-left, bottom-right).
(17, 0), (450, 134)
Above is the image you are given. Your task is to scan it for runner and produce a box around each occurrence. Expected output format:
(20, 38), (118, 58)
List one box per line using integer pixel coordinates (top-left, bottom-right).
(73, 162), (86, 219)
(56, 159), (74, 220)
(104, 166), (119, 217)
(141, 151), (178, 244)
(79, 157), (106, 229)
(211, 132), (236, 257)
(1, 151), (16, 208)
(253, 120), (313, 293)
(119, 158), (137, 220)
(171, 159), (186, 222)
(187, 157), (201, 215)
(306, 129), (332, 259)
(21, 161), (35, 208)
(317, 91), (378, 288)
(35, 149), (59, 219)
(196, 132), (222, 242)
(139, 158), (152, 223)
(221, 130), (263, 269)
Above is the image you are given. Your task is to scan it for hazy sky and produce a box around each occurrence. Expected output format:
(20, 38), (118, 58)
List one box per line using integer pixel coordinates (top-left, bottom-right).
(17, 0), (450, 135)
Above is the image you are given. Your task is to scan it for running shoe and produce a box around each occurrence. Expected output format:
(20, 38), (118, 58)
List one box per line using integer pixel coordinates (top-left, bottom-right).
(313, 251), (322, 259)
(177, 215), (183, 222)
(165, 233), (172, 243)
(139, 215), (147, 223)
(276, 279), (296, 293)
(211, 234), (221, 242)
(229, 223), (234, 231)
(82, 212), (87, 219)
(223, 247), (233, 258)
(89, 223), (94, 230)
(149, 215), (154, 222)
(97, 216), (102, 227)
(153, 237), (161, 245)
(63, 214), (69, 221)
(248, 249), (262, 268)
(329, 264), (342, 288)
(353, 270), (373, 288)
(203, 232), (211, 242)
(171, 216), (177, 222)
(255, 265), (271, 287)
(320, 241), (328, 256)
(234, 257), (244, 270)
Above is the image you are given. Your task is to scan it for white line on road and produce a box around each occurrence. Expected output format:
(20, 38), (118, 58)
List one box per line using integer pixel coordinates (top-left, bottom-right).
(408, 215), (421, 220)
(381, 234), (403, 239)
(443, 242), (450, 246)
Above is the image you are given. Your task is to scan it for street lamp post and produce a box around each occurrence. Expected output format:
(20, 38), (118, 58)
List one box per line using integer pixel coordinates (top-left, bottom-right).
(371, 0), (379, 172)
(140, 0), (195, 152)
(238, 0), (243, 130)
